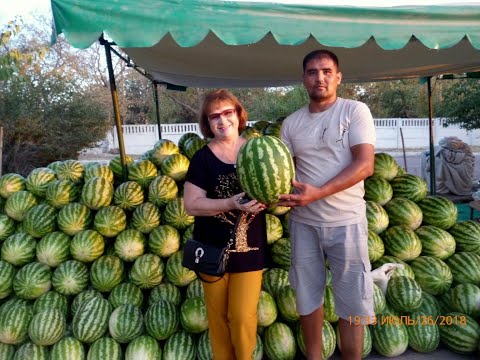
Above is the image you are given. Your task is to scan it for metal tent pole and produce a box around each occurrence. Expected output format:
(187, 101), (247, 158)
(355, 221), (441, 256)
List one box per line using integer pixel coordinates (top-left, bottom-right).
(100, 35), (128, 181)
(153, 82), (162, 141)
(427, 77), (436, 195)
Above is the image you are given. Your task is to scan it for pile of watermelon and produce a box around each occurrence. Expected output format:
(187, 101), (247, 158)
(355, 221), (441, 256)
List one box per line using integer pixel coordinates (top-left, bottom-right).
(0, 122), (478, 359)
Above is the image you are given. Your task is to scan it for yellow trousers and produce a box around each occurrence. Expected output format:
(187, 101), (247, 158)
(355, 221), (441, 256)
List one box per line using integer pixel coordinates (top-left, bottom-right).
(201, 270), (263, 360)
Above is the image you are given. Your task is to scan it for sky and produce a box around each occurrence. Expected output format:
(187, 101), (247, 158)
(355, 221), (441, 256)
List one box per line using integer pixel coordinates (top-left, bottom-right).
(1, 0), (479, 26)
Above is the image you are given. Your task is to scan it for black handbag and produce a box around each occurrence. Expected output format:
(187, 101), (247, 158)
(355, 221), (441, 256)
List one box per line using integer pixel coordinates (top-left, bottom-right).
(182, 214), (240, 282)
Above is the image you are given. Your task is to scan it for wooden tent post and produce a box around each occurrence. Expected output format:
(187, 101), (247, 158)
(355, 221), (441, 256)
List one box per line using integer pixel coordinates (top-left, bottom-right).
(100, 35), (128, 181)
(427, 77), (436, 195)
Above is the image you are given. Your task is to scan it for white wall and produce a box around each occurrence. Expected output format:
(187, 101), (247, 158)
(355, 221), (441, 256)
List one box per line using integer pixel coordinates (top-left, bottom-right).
(103, 119), (480, 155)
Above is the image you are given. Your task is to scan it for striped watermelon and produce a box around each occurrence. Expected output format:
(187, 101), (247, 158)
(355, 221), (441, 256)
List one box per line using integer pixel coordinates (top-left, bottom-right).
(267, 204), (290, 216)
(70, 229), (104, 263)
(439, 312), (480, 354)
(71, 289), (103, 319)
(390, 174), (427, 202)
(370, 319), (408, 357)
(262, 268), (290, 298)
(0, 173), (25, 198)
(373, 283), (387, 314)
(365, 201), (389, 234)
(450, 283), (480, 318)
(36, 231), (71, 267)
(179, 296), (208, 334)
(55, 160), (84, 184)
(0, 261), (15, 299)
(50, 336), (85, 360)
(415, 225), (456, 260)
(178, 132), (201, 153)
(81, 176), (113, 210)
(197, 330), (213, 360)
(12, 342), (49, 360)
(0, 215), (15, 243)
(108, 282), (144, 309)
(266, 213), (283, 245)
(72, 296), (111, 344)
(417, 291), (441, 318)
(263, 122), (282, 138)
(409, 256), (453, 296)
(1, 232), (37, 267)
(323, 285), (339, 323)
(84, 163), (114, 183)
(93, 206), (127, 238)
(183, 137), (206, 160)
(417, 196), (458, 230)
(163, 198), (194, 230)
(149, 283), (182, 307)
(87, 337), (122, 360)
(383, 225), (422, 261)
(149, 225), (180, 258)
(364, 176), (393, 205)
(125, 335), (162, 360)
(373, 153), (398, 181)
(163, 330), (196, 360)
(127, 159), (157, 189)
(131, 202), (161, 234)
(445, 252), (480, 286)
(236, 136), (294, 205)
(28, 308), (65, 346)
(373, 256), (415, 279)
(25, 168), (57, 198)
(264, 322), (296, 360)
(57, 202), (92, 236)
(160, 154), (190, 183)
(275, 286), (299, 322)
(447, 220), (480, 255)
(45, 179), (78, 209)
(23, 204), (57, 238)
(108, 304), (143, 343)
(385, 197), (423, 230)
(144, 300), (179, 340)
(185, 278), (204, 299)
(386, 276), (423, 313)
(13, 262), (52, 300)
(165, 250), (196, 287)
(113, 181), (144, 211)
(252, 120), (270, 132)
(148, 175), (178, 207)
(90, 255), (125, 292)
(367, 230), (385, 263)
(240, 126), (262, 140)
(109, 154), (135, 179)
(51, 260), (89, 296)
(4, 190), (38, 221)
(0, 301), (33, 344)
(405, 310), (440, 353)
(129, 254), (164, 289)
(271, 237), (291, 270)
(33, 290), (68, 317)
(257, 290), (278, 327)
(114, 229), (145, 262)
(151, 139), (180, 167)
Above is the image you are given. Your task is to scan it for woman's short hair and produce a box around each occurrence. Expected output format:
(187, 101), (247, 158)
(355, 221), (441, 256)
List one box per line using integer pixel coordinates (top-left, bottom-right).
(199, 89), (248, 139)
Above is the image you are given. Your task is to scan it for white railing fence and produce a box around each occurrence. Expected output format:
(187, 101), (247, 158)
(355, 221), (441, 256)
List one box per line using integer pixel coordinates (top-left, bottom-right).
(100, 119), (480, 155)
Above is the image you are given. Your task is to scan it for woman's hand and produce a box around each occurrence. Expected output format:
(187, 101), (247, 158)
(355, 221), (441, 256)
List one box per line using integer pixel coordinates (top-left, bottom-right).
(232, 192), (266, 213)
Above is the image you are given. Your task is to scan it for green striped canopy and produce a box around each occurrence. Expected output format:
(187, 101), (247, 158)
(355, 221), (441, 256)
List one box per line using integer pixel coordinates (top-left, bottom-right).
(51, 0), (480, 87)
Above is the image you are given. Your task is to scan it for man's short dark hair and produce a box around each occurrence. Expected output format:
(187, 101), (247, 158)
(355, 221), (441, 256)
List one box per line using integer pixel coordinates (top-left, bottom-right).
(303, 50), (340, 72)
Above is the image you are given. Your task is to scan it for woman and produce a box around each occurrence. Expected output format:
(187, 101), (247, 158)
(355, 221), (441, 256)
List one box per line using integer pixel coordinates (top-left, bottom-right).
(183, 89), (268, 360)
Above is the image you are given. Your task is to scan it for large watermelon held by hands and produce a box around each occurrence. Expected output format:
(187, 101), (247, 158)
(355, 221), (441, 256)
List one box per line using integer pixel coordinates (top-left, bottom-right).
(236, 136), (294, 205)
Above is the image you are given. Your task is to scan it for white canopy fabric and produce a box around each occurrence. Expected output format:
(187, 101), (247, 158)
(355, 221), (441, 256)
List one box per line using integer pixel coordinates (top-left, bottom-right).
(50, 0), (480, 87)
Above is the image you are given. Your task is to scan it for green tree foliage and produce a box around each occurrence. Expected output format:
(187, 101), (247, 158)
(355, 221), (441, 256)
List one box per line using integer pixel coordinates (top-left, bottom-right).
(437, 79), (480, 131)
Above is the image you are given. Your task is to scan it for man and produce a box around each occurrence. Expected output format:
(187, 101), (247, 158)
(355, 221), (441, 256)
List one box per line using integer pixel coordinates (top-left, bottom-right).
(278, 49), (376, 360)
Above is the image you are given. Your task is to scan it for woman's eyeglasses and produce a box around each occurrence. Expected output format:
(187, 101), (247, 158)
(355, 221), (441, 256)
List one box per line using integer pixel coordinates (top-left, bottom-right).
(208, 108), (236, 122)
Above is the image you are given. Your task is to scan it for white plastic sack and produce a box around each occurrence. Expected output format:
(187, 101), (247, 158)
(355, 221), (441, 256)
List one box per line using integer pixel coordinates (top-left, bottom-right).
(371, 263), (404, 295)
